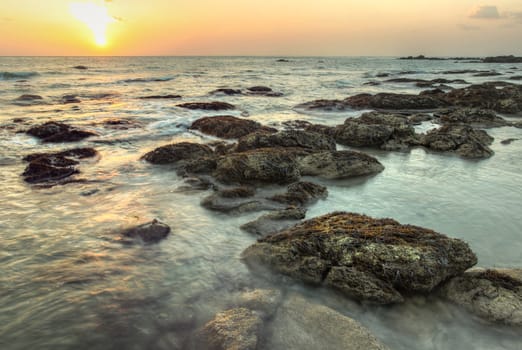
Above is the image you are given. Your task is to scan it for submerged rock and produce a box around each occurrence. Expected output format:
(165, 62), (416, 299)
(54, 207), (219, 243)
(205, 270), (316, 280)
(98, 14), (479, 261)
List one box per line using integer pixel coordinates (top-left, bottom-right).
(61, 94), (81, 104)
(73, 65), (88, 70)
(241, 212), (477, 304)
(120, 219), (170, 243)
(197, 308), (263, 350)
(210, 88), (242, 95)
(236, 130), (336, 152)
(190, 116), (276, 139)
(246, 86), (283, 97)
(26, 121), (96, 143)
(22, 147), (97, 184)
(240, 208), (307, 236)
(269, 181), (327, 206)
(421, 125), (494, 158)
(15, 94), (43, 101)
(200, 187), (272, 214)
(177, 101), (236, 111)
(138, 94), (181, 99)
(142, 142), (214, 164)
(440, 268), (522, 326)
(237, 289), (283, 318)
(265, 293), (389, 350)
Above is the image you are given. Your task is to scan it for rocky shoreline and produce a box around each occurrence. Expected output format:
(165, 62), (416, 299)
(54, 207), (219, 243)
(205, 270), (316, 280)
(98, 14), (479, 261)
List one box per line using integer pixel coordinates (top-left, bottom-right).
(6, 70), (522, 349)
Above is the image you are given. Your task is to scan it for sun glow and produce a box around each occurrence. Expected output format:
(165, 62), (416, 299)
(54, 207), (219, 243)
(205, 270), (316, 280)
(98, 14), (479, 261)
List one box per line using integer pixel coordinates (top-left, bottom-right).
(70, 2), (115, 47)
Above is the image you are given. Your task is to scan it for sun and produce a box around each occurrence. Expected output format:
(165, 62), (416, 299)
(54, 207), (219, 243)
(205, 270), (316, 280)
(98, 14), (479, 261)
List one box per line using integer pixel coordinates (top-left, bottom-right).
(70, 2), (115, 47)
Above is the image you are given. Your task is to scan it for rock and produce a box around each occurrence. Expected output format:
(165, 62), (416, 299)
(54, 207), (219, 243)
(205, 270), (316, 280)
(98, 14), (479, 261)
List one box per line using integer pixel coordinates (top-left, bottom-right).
(483, 55), (522, 63)
(473, 71), (502, 77)
(73, 65), (88, 70)
(241, 212), (477, 304)
(443, 83), (522, 114)
(237, 289), (283, 318)
(297, 150), (384, 179)
(440, 268), (522, 326)
(245, 86), (283, 96)
(139, 94), (181, 99)
(435, 108), (508, 128)
(120, 219), (170, 243)
(509, 76), (522, 81)
(276, 59), (290, 62)
(240, 208), (307, 236)
(421, 125), (494, 159)
(198, 308), (263, 350)
(295, 99), (350, 111)
(236, 130), (336, 152)
(177, 101), (236, 110)
(142, 142), (214, 164)
(334, 112), (417, 149)
(26, 121), (95, 143)
(269, 181), (327, 206)
(15, 94), (43, 101)
(100, 118), (141, 130)
(501, 138), (518, 145)
(344, 93), (447, 110)
(213, 148), (304, 184)
(189, 116), (276, 139)
(201, 187), (273, 214)
(21, 147), (97, 184)
(176, 156), (218, 176)
(61, 94), (81, 104)
(210, 88), (242, 95)
(265, 293), (389, 350)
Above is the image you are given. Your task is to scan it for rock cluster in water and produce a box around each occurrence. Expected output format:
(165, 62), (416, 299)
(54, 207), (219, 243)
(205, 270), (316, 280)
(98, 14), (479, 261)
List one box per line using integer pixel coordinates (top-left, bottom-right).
(26, 121), (96, 143)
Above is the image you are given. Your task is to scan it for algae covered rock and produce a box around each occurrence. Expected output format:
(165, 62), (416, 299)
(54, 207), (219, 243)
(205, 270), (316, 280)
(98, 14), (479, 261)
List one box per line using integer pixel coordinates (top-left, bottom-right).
(435, 108), (509, 128)
(440, 268), (522, 326)
(142, 142), (214, 164)
(236, 130), (336, 152)
(241, 212), (477, 304)
(269, 181), (327, 206)
(190, 115), (276, 139)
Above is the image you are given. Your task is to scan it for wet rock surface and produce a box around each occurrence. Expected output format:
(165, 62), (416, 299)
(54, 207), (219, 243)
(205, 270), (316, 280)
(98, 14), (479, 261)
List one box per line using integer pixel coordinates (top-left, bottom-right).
(177, 101), (236, 111)
(246, 86), (283, 97)
(440, 268), (522, 326)
(210, 88), (242, 95)
(200, 187), (276, 214)
(120, 219), (171, 243)
(421, 125), (494, 158)
(142, 142), (214, 164)
(197, 307), (263, 350)
(241, 212), (477, 304)
(265, 293), (390, 350)
(26, 121), (96, 143)
(22, 147), (98, 185)
(268, 181), (327, 206)
(138, 94), (182, 99)
(236, 130), (336, 152)
(240, 208), (307, 236)
(435, 108), (509, 128)
(190, 116), (276, 139)
(236, 289), (283, 318)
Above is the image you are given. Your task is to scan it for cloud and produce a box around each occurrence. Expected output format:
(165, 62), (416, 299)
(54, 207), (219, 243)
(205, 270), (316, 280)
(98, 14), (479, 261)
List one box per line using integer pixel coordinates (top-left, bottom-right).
(458, 24), (481, 31)
(469, 5), (500, 19)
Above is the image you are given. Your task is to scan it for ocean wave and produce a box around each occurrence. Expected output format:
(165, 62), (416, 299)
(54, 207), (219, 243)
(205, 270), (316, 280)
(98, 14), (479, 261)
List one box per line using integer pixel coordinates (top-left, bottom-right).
(0, 71), (39, 80)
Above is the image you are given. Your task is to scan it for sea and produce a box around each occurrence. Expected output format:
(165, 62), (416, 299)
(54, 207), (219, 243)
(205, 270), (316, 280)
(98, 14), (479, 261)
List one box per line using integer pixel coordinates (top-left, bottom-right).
(1, 56), (521, 349)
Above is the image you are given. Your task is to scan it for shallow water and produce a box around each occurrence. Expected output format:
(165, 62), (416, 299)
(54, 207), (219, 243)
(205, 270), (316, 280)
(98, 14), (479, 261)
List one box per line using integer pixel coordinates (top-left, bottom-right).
(1, 57), (521, 349)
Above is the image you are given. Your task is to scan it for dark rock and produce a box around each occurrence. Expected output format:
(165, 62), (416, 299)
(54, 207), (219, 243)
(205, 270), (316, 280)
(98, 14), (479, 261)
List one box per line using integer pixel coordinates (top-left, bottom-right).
(21, 147), (97, 184)
(376, 73), (390, 77)
(73, 65), (88, 70)
(213, 148), (304, 184)
(120, 219), (170, 243)
(441, 69), (489, 75)
(139, 94), (182, 99)
(440, 268), (522, 326)
(236, 130), (336, 152)
(15, 94), (43, 101)
(483, 55), (522, 63)
(246, 86), (283, 97)
(265, 293), (389, 350)
(281, 119), (312, 130)
(241, 212), (477, 304)
(190, 116), (276, 139)
(247, 86), (273, 92)
(509, 76), (522, 81)
(61, 94), (81, 104)
(364, 81), (381, 86)
(269, 181), (327, 206)
(473, 71), (502, 77)
(142, 142), (214, 164)
(240, 208), (307, 236)
(297, 150), (385, 179)
(443, 83), (522, 114)
(197, 308), (262, 350)
(177, 101), (236, 111)
(26, 121), (95, 143)
(176, 157), (217, 176)
(201, 192), (269, 214)
(435, 108), (508, 128)
(421, 124), (494, 158)
(344, 93), (447, 110)
(501, 138), (518, 145)
(295, 99), (350, 111)
(276, 59), (290, 62)
(210, 88), (242, 95)
(100, 118), (141, 130)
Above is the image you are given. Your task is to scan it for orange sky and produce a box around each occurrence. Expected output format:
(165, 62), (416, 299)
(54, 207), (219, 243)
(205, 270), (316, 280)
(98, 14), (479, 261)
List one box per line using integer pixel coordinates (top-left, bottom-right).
(1, 0), (521, 56)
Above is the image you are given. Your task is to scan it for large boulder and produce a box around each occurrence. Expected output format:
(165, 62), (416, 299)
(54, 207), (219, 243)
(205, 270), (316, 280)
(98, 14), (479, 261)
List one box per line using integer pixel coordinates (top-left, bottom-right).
(297, 150), (384, 179)
(344, 93), (447, 110)
(26, 121), (96, 143)
(439, 268), (522, 326)
(189, 116), (276, 139)
(236, 130), (336, 152)
(241, 212), (477, 304)
(265, 293), (389, 350)
(120, 219), (170, 243)
(197, 308), (263, 350)
(435, 108), (509, 128)
(142, 142), (214, 164)
(177, 101), (236, 111)
(442, 83), (522, 114)
(421, 125), (494, 159)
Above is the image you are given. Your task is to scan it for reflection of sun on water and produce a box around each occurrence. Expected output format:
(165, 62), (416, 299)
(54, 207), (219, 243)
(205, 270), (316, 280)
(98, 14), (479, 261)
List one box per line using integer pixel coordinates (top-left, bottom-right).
(70, 2), (115, 47)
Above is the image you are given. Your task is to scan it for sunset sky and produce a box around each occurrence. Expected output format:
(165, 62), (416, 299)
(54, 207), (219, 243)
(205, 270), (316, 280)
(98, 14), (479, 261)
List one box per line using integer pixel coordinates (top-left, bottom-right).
(1, 0), (521, 56)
